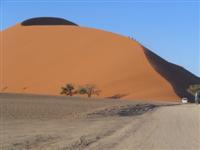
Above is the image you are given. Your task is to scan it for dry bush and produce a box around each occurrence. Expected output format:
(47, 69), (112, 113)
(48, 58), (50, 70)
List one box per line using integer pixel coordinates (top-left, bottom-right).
(77, 84), (101, 98)
(60, 83), (75, 96)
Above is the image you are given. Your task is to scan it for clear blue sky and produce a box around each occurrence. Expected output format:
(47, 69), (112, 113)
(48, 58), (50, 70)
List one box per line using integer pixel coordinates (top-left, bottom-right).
(1, 0), (199, 76)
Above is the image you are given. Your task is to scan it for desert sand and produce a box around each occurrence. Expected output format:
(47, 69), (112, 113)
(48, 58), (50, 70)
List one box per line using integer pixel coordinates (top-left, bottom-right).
(1, 18), (200, 101)
(0, 93), (199, 150)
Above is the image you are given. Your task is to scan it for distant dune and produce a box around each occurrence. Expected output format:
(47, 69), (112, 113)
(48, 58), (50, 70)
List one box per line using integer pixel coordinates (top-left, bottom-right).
(21, 17), (78, 26)
(1, 17), (200, 102)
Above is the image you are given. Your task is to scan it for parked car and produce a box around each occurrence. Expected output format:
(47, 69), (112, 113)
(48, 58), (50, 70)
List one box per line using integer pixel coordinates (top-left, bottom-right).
(195, 91), (200, 104)
(181, 97), (188, 104)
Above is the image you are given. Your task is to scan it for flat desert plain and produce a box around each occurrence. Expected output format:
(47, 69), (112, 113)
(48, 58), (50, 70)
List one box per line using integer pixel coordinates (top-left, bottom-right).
(0, 93), (199, 150)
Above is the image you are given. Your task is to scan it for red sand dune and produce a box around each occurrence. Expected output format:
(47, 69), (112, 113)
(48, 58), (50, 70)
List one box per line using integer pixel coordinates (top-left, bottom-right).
(1, 18), (199, 102)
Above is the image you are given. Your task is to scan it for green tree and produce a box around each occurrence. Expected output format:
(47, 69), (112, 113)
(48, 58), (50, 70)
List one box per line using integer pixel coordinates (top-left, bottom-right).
(77, 84), (101, 98)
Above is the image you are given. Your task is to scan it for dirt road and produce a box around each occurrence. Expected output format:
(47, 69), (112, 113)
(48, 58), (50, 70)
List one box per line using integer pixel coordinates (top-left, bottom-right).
(94, 104), (200, 150)
(0, 94), (199, 150)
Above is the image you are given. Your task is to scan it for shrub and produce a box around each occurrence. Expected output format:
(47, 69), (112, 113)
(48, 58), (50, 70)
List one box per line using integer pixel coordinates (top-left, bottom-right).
(77, 84), (101, 98)
(60, 83), (75, 96)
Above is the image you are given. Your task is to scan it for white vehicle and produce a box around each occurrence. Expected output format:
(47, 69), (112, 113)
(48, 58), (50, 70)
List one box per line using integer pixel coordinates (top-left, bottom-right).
(181, 97), (188, 104)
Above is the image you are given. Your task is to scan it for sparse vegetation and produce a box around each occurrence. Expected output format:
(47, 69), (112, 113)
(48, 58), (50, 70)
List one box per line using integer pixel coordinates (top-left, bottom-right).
(187, 84), (200, 96)
(77, 84), (101, 98)
(60, 83), (75, 96)
(60, 83), (101, 98)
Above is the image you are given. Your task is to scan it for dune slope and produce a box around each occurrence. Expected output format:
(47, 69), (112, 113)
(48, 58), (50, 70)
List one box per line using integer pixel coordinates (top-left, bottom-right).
(144, 47), (200, 100)
(1, 20), (199, 101)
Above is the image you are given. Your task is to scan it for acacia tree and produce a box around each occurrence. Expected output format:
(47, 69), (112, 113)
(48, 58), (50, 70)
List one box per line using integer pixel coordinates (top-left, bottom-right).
(60, 83), (75, 96)
(77, 84), (101, 98)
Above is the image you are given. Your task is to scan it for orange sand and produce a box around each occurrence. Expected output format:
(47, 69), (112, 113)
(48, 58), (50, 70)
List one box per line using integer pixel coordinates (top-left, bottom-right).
(0, 24), (187, 101)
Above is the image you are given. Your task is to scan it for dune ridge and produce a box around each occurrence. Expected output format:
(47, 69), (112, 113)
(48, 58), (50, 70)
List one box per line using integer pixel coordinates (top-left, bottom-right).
(1, 20), (199, 102)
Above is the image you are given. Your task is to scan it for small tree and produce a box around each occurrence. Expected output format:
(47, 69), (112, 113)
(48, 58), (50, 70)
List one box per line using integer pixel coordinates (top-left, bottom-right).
(77, 84), (101, 98)
(60, 83), (75, 96)
(187, 84), (200, 96)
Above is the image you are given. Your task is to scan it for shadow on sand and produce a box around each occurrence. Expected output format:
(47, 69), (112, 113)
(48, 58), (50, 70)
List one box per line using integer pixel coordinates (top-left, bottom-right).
(143, 46), (200, 103)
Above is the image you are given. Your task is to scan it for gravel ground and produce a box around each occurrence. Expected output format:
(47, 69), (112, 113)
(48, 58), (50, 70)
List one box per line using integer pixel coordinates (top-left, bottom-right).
(1, 93), (199, 150)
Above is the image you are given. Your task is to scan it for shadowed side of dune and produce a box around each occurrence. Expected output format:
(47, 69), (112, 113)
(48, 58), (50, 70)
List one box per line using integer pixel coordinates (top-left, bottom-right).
(143, 47), (200, 102)
(21, 17), (78, 26)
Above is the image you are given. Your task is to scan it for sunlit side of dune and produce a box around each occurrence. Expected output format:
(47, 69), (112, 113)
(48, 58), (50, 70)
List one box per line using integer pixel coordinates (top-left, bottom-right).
(1, 22), (199, 101)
